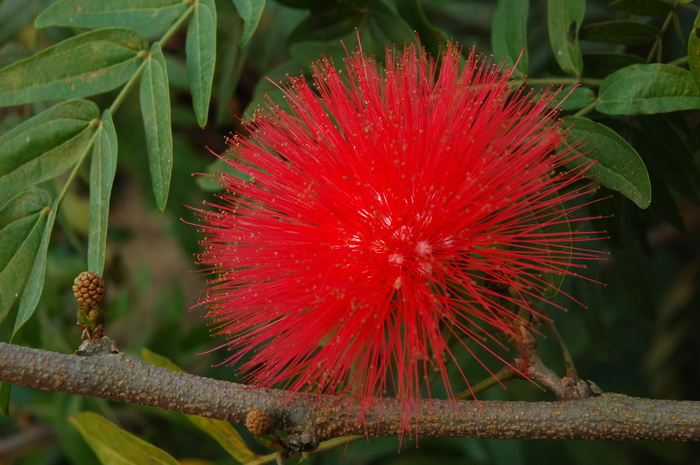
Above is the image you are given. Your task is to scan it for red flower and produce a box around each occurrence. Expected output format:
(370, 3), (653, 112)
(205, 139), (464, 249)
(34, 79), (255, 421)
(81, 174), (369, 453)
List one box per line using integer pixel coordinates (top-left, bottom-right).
(196, 43), (601, 425)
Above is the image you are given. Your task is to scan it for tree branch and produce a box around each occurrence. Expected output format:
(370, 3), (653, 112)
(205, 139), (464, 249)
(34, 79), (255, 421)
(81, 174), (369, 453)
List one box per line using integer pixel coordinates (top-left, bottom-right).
(0, 342), (698, 443)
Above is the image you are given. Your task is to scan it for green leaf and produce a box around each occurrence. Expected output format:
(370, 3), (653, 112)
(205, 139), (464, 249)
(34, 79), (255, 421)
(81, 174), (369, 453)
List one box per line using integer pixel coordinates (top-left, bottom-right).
(187, 0), (216, 128)
(70, 412), (180, 465)
(557, 85), (595, 111)
(287, 5), (363, 44)
(491, 0), (529, 74)
(140, 42), (173, 212)
(233, 0), (266, 48)
(0, 28), (148, 106)
(367, 1), (417, 47)
(141, 348), (184, 372)
(547, 0), (585, 76)
(36, 0), (188, 29)
(88, 110), (118, 276)
(244, 59), (303, 119)
(688, 9), (700, 91)
(197, 156), (254, 192)
(187, 416), (257, 463)
(215, 20), (245, 125)
(0, 99), (100, 204)
(597, 64), (700, 115)
(608, 0), (673, 16)
(13, 202), (57, 335)
(395, 0), (447, 55)
(56, 397), (101, 464)
(0, 188), (52, 325)
(141, 349), (258, 463)
(562, 117), (652, 208)
(288, 41), (347, 70)
(582, 52), (644, 79)
(580, 20), (659, 45)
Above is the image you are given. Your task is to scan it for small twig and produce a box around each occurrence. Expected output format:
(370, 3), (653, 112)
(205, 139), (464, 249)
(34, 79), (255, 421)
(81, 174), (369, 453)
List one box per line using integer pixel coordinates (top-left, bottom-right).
(510, 326), (599, 401)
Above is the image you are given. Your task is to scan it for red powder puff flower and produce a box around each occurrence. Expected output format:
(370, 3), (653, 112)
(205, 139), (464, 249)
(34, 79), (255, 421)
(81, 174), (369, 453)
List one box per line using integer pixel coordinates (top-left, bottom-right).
(196, 42), (601, 427)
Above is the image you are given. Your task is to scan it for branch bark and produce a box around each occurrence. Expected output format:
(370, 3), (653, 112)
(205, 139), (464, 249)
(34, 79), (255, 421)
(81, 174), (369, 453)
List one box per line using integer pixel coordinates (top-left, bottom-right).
(1, 342), (698, 443)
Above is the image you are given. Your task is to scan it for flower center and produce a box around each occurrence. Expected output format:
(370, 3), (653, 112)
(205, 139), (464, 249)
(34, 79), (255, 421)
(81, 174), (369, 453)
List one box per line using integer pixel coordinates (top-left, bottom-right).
(383, 224), (436, 289)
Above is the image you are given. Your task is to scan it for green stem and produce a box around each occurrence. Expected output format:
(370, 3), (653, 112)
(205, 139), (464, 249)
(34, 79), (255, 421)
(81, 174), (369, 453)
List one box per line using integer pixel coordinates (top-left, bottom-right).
(525, 77), (603, 87)
(55, 129), (100, 207)
(667, 55), (689, 67)
(110, 2), (194, 114)
(108, 59), (148, 115)
(160, 2), (196, 47)
(680, 2), (700, 12)
(572, 99), (598, 117)
(547, 321), (577, 378)
(455, 365), (517, 400)
(525, 77), (578, 86)
(580, 78), (604, 87)
(646, 10), (675, 63)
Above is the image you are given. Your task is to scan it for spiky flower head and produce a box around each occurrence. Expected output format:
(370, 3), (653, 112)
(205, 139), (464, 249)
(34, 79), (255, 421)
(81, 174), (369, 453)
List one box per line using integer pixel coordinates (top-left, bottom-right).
(196, 42), (601, 425)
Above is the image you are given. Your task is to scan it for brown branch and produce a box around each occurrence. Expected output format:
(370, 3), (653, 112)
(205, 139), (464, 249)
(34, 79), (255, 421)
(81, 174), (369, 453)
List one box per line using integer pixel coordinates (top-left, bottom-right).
(512, 325), (600, 400)
(0, 342), (698, 443)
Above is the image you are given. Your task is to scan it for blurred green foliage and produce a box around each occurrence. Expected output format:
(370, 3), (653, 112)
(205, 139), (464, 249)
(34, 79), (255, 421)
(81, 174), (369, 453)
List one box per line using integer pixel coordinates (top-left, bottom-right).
(1, 0), (699, 464)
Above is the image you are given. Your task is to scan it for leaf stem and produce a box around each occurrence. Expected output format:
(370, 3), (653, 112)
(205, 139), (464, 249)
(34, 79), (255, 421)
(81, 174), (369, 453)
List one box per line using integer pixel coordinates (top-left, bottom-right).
(110, 3), (194, 115)
(667, 55), (689, 67)
(455, 365), (517, 400)
(547, 321), (577, 378)
(646, 10), (675, 63)
(572, 99), (598, 117)
(55, 129), (100, 207)
(161, 3), (196, 47)
(108, 59), (148, 115)
(525, 77), (603, 87)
